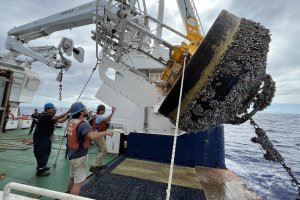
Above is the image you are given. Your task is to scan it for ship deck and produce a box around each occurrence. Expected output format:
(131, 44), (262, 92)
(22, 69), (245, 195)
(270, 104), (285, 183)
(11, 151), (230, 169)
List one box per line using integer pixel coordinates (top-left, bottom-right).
(0, 127), (116, 199)
(0, 128), (260, 200)
(80, 157), (260, 200)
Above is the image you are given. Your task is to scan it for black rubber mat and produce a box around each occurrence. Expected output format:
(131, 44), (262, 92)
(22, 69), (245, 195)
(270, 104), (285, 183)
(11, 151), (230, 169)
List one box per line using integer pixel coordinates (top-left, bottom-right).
(81, 172), (206, 200)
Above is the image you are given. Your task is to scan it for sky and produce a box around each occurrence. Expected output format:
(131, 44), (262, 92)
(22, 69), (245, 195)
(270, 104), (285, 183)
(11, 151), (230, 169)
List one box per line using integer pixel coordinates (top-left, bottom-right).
(0, 0), (300, 111)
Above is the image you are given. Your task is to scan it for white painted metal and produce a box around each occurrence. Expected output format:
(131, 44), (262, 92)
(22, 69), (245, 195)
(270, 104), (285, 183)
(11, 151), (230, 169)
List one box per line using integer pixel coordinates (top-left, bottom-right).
(98, 57), (163, 108)
(95, 56), (177, 135)
(0, 61), (43, 104)
(143, 107), (176, 134)
(121, 51), (166, 70)
(106, 128), (124, 154)
(17, 119), (32, 129)
(5, 119), (18, 130)
(0, 191), (37, 200)
(2, 182), (93, 200)
(0, 59), (43, 116)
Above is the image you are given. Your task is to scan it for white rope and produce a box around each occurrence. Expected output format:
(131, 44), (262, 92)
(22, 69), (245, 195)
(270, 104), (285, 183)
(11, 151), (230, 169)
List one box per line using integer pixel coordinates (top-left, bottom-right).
(166, 53), (188, 200)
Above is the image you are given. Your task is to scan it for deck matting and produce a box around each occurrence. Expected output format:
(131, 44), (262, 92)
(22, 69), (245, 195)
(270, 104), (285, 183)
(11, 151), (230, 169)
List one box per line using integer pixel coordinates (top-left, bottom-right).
(81, 158), (205, 199)
(80, 172), (205, 200)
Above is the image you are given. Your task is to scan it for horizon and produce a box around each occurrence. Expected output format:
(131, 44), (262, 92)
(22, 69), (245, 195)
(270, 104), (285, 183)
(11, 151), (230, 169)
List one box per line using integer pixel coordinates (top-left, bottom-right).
(20, 103), (300, 115)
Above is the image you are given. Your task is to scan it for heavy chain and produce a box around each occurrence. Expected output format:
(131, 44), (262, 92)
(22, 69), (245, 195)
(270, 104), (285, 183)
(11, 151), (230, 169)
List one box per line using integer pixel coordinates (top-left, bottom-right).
(250, 118), (300, 199)
(57, 70), (63, 101)
(58, 83), (62, 101)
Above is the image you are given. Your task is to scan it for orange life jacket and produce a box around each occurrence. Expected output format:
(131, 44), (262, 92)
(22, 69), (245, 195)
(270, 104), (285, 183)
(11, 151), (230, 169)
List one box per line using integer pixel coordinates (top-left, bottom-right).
(67, 119), (91, 150)
(92, 115), (108, 132)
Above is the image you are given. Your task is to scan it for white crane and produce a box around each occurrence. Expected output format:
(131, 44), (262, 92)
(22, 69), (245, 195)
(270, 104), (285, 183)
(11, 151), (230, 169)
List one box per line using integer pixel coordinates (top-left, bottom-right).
(2, 0), (203, 134)
(1, 0), (274, 133)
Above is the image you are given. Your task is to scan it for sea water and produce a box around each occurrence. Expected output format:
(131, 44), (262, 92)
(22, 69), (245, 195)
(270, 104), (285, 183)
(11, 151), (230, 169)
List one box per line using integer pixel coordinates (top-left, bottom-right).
(21, 107), (300, 199)
(225, 113), (300, 200)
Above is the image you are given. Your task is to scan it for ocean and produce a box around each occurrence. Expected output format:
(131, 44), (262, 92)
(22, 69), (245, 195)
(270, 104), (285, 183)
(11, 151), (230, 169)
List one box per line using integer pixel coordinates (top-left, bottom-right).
(225, 113), (300, 200)
(20, 107), (300, 199)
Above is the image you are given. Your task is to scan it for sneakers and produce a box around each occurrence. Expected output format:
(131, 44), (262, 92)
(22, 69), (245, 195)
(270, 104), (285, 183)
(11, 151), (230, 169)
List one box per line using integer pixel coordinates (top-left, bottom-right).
(36, 170), (50, 176)
(36, 167), (50, 176)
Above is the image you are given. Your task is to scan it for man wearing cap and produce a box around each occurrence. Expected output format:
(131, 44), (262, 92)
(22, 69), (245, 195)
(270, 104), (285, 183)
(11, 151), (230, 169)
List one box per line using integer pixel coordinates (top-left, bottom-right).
(89, 104), (116, 172)
(33, 102), (69, 176)
(66, 102), (113, 196)
(28, 108), (40, 135)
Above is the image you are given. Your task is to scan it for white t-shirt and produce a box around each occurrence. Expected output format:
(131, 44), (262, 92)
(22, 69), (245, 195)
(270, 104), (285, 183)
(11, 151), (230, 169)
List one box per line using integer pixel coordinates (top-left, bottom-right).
(95, 114), (105, 124)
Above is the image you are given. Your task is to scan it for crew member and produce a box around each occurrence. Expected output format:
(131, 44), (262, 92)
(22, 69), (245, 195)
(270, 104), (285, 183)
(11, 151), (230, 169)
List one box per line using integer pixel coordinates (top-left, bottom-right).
(29, 108), (40, 135)
(66, 102), (113, 196)
(90, 104), (116, 172)
(33, 102), (69, 176)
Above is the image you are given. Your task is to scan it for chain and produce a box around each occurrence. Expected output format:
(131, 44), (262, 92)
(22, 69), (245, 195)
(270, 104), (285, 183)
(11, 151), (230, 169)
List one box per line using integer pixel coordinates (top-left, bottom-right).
(169, 48), (172, 59)
(57, 69), (63, 101)
(58, 83), (62, 101)
(250, 118), (300, 198)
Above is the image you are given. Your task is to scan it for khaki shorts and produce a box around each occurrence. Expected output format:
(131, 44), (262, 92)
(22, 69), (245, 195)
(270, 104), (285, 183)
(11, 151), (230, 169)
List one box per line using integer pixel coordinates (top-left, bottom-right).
(70, 155), (88, 183)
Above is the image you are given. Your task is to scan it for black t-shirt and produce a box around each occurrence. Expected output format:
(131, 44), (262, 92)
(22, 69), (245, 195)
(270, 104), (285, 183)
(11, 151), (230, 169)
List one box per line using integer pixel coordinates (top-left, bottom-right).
(68, 121), (92, 160)
(31, 112), (41, 120)
(33, 112), (55, 138)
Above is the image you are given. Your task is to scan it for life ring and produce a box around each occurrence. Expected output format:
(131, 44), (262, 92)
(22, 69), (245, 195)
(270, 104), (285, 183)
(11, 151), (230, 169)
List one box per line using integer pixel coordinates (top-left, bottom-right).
(18, 116), (31, 120)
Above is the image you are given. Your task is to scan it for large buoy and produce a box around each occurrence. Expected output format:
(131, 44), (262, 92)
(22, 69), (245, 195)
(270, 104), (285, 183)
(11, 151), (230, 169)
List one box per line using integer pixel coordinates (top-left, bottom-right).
(159, 10), (275, 132)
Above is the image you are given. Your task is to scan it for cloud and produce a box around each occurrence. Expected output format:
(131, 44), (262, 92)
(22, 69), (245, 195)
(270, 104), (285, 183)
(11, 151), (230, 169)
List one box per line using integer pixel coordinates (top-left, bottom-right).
(1, 0), (300, 109)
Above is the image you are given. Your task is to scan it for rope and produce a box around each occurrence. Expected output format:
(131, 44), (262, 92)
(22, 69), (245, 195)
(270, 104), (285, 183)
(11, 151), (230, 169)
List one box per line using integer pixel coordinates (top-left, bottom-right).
(76, 60), (100, 102)
(166, 53), (188, 200)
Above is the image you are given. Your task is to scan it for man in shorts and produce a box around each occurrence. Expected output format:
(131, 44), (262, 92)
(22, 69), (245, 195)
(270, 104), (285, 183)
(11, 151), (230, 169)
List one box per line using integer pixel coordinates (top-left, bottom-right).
(66, 102), (113, 196)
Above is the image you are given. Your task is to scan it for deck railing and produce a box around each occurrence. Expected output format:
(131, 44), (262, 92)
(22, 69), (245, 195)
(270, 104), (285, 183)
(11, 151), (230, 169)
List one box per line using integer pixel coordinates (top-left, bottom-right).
(2, 182), (93, 200)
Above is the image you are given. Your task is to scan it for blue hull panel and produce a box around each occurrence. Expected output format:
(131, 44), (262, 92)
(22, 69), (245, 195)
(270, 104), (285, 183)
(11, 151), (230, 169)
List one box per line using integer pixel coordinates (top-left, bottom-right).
(126, 125), (225, 168)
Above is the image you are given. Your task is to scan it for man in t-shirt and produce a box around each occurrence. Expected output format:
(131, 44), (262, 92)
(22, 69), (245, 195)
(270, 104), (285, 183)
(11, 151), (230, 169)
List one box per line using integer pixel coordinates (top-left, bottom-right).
(67, 102), (113, 196)
(89, 104), (116, 172)
(33, 103), (69, 176)
(29, 108), (40, 135)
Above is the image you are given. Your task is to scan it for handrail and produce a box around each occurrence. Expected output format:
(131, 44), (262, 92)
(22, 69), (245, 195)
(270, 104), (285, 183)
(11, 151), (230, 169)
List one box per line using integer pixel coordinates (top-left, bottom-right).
(2, 182), (93, 200)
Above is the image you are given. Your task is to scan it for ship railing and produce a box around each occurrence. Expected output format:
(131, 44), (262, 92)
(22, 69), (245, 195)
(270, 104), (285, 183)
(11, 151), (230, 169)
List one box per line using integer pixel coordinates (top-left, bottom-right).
(1, 182), (93, 200)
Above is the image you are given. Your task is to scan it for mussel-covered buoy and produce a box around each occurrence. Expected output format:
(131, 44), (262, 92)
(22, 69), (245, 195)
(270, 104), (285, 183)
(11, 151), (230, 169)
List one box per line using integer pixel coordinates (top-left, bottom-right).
(159, 10), (275, 132)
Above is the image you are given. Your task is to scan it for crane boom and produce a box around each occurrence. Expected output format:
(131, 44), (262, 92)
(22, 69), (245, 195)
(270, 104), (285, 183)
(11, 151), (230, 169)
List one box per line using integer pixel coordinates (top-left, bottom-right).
(176, 0), (203, 43)
(5, 0), (181, 70)
(8, 1), (98, 41)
